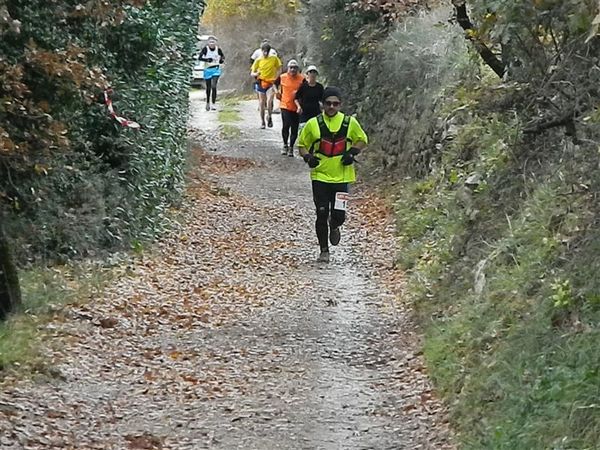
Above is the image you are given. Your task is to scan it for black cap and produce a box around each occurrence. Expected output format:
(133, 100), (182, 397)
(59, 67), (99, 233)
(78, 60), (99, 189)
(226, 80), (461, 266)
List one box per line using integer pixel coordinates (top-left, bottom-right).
(322, 86), (342, 101)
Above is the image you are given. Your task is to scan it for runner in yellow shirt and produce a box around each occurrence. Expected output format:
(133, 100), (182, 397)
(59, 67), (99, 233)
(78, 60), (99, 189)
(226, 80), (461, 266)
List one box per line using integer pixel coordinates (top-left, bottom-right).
(297, 86), (368, 263)
(250, 43), (282, 129)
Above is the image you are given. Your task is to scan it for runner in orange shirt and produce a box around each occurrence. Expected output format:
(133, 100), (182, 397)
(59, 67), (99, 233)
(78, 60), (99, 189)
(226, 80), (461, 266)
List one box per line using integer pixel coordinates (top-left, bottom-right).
(274, 59), (305, 156)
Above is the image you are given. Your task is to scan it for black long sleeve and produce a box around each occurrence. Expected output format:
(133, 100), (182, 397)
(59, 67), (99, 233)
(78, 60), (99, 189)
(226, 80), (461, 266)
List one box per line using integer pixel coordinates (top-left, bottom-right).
(198, 47), (211, 62)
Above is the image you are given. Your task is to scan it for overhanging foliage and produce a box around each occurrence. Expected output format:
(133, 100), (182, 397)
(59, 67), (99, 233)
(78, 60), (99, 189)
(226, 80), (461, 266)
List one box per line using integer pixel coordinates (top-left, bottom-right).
(0, 0), (203, 262)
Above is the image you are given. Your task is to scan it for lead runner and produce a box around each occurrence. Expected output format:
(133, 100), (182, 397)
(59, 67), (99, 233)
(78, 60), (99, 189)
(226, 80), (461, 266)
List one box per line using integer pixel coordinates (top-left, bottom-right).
(297, 86), (368, 263)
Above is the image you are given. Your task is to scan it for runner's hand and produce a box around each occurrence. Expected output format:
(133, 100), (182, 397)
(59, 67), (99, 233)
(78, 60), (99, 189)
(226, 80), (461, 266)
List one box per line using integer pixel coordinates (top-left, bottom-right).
(303, 153), (320, 168)
(341, 147), (361, 165)
(341, 153), (354, 165)
(296, 106), (302, 115)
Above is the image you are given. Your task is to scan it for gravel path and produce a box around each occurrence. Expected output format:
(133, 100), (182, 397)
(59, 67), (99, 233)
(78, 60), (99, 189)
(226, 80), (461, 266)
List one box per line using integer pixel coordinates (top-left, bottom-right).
(0, 91), (454, 449)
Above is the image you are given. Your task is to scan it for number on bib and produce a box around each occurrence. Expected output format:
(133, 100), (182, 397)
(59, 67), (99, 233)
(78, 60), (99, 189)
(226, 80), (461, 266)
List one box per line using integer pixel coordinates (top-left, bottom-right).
(334, 192), (350, 211)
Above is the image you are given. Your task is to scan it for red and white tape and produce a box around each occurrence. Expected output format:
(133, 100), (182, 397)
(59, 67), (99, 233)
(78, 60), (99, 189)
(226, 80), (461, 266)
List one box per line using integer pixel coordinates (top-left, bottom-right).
(103, 89), (141, 129)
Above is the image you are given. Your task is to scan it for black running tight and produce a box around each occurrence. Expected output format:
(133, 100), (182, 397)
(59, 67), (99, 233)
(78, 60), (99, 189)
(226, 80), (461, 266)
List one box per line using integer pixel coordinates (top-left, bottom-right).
(281, 109), (300, 148)
(205, 77), (219, 104)
(312, 180), (348, 252)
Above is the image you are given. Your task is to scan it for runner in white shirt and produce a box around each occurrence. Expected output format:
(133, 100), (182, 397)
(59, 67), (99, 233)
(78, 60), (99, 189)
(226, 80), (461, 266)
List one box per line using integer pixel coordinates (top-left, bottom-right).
(250, 39), (278, 63)
(198, 36), (225, 111)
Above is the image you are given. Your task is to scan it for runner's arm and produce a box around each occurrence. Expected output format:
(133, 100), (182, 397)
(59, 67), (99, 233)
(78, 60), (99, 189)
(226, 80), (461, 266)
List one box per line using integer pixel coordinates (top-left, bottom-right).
(352, 141), (367, 150)
(318, 85), (325, 112)
(348, 117), (368, 152)
(274, 76), (283, 99)
(218, 48), (225, 64)
(294, 86), (302, 100)
(297, 140), (309, 157)
(250, 59), (260, 77)
(297, 146), (309, 158)
(198, 47), (212, 63)
(294, 83), (305, 113)
(297, 121), (315, 157)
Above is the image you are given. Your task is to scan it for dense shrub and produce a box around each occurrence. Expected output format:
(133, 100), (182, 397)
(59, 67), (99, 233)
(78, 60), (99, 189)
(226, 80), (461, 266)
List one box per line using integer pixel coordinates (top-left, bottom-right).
(0, 0), (203, 262)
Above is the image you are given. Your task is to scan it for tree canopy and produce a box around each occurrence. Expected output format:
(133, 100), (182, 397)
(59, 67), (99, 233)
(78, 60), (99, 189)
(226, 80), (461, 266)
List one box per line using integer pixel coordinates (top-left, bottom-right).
(202, 0), (297, 25)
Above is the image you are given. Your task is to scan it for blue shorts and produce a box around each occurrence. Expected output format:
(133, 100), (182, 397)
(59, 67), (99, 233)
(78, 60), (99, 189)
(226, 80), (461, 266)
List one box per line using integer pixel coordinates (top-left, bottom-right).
(204, 66), (221, 80)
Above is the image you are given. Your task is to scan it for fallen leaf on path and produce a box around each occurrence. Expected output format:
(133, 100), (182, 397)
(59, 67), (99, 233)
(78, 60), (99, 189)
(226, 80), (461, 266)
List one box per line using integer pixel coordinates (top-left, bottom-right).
(125, 433), (163, 449)
(99, 317), (119, 328)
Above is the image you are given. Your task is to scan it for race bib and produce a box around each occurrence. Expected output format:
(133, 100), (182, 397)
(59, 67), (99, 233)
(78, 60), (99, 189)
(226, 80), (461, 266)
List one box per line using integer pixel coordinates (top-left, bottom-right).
(334, 192), (350, 211)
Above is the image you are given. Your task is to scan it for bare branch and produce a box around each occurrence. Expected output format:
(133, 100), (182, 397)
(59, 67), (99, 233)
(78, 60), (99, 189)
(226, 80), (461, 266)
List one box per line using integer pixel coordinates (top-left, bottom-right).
(451, 0), (506, 78)
(523, 110), (581, 142)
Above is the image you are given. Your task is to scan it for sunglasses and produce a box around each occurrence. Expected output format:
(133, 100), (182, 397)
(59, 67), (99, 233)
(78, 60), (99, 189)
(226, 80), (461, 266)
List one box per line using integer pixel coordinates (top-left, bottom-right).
(324, 101), (341, 107)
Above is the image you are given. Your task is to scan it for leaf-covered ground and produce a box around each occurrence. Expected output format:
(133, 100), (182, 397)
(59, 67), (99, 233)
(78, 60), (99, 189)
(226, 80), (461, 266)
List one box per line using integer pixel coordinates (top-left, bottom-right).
(0, 93), (454, 449)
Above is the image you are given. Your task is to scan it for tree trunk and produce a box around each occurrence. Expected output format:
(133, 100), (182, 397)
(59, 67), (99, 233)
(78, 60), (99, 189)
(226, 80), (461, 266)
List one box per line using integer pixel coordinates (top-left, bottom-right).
(0, 218), (21, 320)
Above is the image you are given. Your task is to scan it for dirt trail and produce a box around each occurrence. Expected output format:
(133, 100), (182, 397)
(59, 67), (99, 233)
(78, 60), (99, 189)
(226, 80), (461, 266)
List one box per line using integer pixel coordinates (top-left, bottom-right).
(0, 91), (454, 449)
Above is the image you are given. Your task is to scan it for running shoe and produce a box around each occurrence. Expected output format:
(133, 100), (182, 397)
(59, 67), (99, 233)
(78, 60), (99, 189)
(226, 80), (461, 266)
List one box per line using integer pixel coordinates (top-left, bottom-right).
(267, 116), (273, 128)
(317, 251), (330, 263)
(211, 104), (217, 110)
(260, 123), (266, 129)
(287, 148), (294, 157)
(281, 145), (289, 155)
(205, 103), (210, 111)
(329, 226), (341, 246)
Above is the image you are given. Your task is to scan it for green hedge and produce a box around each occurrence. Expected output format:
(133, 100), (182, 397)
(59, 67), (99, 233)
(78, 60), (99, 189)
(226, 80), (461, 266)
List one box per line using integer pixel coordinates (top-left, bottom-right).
(0, 0), (203, 262)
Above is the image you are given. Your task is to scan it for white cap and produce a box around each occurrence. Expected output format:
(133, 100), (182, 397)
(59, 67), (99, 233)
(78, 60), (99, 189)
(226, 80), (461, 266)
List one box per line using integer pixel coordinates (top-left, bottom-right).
(208, 36), (217, 44)
(305, 65), (318, 74)
(287, 59), (299, 68)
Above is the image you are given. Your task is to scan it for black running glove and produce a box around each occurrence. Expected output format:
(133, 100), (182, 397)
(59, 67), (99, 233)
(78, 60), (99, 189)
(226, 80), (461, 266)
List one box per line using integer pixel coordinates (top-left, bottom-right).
(341, 153), (354, 165)
(341, 146), (361, 165)
(303, 153), (320, 168)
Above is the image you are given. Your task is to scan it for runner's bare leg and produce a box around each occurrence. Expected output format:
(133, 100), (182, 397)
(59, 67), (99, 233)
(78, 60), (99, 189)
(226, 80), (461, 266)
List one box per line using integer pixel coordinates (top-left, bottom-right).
(266, 88), (274, 121)
(258, 92), (267, 127)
